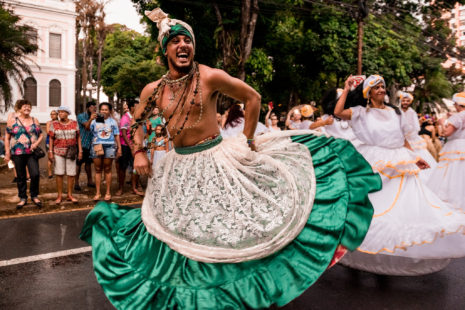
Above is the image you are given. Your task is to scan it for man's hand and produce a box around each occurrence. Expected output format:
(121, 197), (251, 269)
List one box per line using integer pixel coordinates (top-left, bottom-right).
(48, 151), (54, 162)
(4, 153), (10, 163)
(416, 158), (430, 170)
(116, 149), (122, 159)
(78, 151), (83, 161)
(134, 152), (152, 176)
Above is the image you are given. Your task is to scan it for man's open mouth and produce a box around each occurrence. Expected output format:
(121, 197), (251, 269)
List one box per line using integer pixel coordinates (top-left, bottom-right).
(177, 52), (189, 60)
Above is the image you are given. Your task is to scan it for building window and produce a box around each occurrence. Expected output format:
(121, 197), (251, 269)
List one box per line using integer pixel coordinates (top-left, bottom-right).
(49, 79), (61, 107)
(49, 33), (61, 58)
(23, 77), (37, 106)
(27, 28), (38, 56)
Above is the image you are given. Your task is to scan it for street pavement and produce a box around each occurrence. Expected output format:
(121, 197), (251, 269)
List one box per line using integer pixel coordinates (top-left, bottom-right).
(0, 209), (464, 310)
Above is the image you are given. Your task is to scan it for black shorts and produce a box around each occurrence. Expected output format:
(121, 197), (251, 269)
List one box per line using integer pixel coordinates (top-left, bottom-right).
(118, 145), (133, 170)
(77, 147), (92, 165)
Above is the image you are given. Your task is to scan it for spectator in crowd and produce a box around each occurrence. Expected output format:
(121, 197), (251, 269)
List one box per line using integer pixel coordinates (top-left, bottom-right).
(150, 124), (169, 175)
(90, 102), (121, 201)
(116, 100), (143, 196)
(4, 99), (44, 209)
(6, 100), (29, 183)
(285, 107), (312, 130)
(265, 103), (281, 132)
(48, 106), (83, 204)
(46, 110), (58, 179)
(75, 101), (97, 190)
(146, 107), (164, 144)
(221, 104), (268, 138)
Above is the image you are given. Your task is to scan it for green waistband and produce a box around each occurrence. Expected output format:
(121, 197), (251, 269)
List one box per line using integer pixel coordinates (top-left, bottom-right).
(175, 135), (223, 155)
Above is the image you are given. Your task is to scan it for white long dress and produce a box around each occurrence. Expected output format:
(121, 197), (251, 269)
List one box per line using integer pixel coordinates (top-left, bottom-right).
(427, 110), (465, 211)
(320, 114), (363, 148)
(401, 107), (437, 180)
(341, 106), (465, 275)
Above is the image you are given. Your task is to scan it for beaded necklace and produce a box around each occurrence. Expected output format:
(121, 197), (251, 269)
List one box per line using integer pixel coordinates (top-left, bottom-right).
(130, 62), (203, 148)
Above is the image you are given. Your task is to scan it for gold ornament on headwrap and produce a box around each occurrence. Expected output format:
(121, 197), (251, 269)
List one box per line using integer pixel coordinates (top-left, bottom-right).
(145, 8), (196, 54)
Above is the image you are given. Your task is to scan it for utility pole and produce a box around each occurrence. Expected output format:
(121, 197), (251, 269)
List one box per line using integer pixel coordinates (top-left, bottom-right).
(356, 0), (368, 75)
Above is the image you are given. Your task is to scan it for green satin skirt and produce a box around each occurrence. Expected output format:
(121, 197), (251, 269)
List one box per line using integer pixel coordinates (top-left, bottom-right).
(80, 134), (381, 309)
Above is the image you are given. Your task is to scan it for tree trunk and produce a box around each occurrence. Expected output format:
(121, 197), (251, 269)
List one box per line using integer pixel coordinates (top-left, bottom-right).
(357, 19), (363, 75)
(96, 41), (104, 104)
(238, 0), (259, 81)
(212, 2), (234, 73)
(389, 82), (398, 106)
(81, 36), (88, 106)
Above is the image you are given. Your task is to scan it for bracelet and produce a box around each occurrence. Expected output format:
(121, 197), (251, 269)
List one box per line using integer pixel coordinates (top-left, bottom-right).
(134, 147), (147, 156)
(247, 139), (255, 145)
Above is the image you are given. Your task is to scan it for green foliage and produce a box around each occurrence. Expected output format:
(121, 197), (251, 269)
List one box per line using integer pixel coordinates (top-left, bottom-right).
(100, 24), (163, 100)
(128, 0), (461, 112)
(363, 16), (421, 86)
(0, 4), (38, 110)
(114, 60), (165, 99)
(245, 48), (273, 94)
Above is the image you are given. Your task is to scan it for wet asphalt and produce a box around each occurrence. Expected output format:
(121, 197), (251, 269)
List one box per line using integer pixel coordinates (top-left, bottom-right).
(0, 210), (464, 310)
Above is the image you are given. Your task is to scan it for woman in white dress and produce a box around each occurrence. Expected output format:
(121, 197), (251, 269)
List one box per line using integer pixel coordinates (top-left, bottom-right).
(334, 75), (465, 275)
(427, 92), (465, 210)
(313, 88), (363, 148)
(221, 104), (268, 138)
(150, 124), (169, 175)
(398, 91), (437, 180)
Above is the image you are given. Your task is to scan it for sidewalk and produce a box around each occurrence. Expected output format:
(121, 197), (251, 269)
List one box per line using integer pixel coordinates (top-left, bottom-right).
(0, 159), (144, 217)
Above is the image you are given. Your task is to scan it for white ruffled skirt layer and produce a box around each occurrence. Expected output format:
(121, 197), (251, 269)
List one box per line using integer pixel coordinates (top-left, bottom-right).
(407, 135), (438, 181)
(141, 132), (317, 263)
(151, 150), (167, 175)
(427, 139), (465, 211)
(342, 144), (465, 275)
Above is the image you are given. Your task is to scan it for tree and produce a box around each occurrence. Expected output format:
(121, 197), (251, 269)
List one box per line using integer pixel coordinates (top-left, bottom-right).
(100, 24), (163, 109)
(128, 0), (464, 113)
(75, 0), (109, 111)
(0, 4), (38, 110)
(132, 0), (259, 80)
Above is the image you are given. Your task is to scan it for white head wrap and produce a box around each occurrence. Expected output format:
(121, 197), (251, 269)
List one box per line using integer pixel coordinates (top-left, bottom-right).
(362, 75), (385, 99)
(452, 92), (465, 106)
(57, 106), (71, 114)
(145, 8), (196, 53)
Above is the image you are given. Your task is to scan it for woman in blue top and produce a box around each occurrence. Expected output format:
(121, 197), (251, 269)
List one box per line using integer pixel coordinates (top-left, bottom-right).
(90, 102), (122, 202)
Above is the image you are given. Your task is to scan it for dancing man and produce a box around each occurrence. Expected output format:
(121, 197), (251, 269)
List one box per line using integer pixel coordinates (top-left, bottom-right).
(81, 8), (380, 309)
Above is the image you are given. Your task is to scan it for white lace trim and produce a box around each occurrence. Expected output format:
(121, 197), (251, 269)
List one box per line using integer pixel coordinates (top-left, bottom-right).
(141, 132), (317, 263)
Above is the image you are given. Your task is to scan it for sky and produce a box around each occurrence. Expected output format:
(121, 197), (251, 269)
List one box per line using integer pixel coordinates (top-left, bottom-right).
(105, 0), (146, 34)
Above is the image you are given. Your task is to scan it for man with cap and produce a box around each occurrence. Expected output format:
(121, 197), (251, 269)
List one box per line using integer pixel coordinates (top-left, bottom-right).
(427, 92), (465, 210)
(48, 106), (83, 204)
(398, 91), (438, 179)
(80, 8), (380, 309)
(75, 101), (97, 191)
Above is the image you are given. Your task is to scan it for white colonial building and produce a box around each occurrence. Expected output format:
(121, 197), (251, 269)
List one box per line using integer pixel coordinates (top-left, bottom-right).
(1, 0), (76, 123)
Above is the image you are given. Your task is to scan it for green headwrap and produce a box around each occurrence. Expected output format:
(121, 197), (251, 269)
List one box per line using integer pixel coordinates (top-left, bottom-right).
(161, 24), (194, 54)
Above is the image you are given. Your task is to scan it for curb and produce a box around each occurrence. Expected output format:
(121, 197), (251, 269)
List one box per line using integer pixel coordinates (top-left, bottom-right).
(0, 196), (143, 218)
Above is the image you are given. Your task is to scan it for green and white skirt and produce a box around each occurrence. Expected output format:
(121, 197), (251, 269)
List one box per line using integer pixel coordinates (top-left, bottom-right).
(80, 130), (381, 309)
